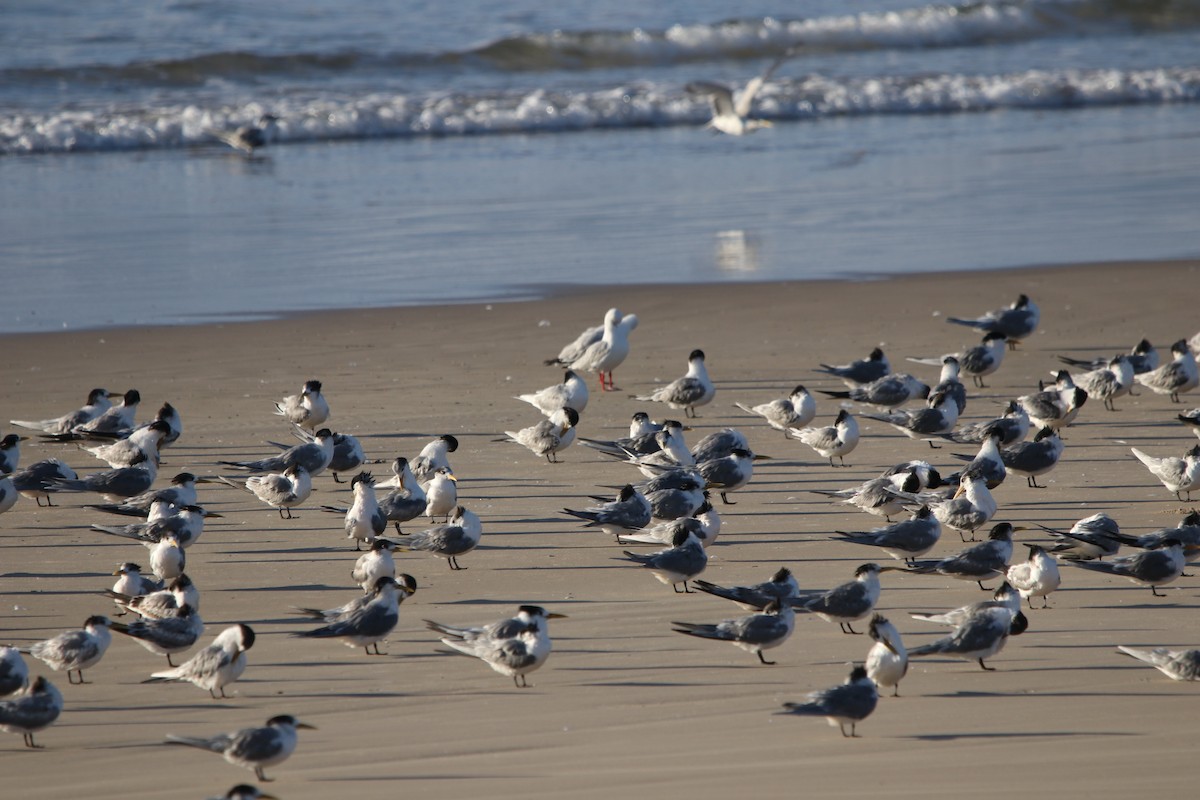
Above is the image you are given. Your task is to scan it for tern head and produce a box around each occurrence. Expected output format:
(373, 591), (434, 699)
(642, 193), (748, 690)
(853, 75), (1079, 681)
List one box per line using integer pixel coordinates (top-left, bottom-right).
(847, 664), (870, 683)
(1069, 387), (1089, 408)
(868, 348), (885, 361)
(518, 605), (567, 621)
(370, 538), (397, 552)
(370, 576), (399, 596)
(439, 434), (460, 452)
(169, 574), (194, 590)
(563, 370), (580, 383)
(84, 615), (112, 630)
(181, 504), (222, 518)
(913, 505), (933, 520)
(984, 424), (1006, 443)
(987, 523), (1020, 541)
(1134, 338), (1154, 354)
(1015, 294), (1031, 308)
(688, 349), (706, 363)
(1033, 427), (1059, 443)
(313, 428), (334, 440)
(790, 384), (809, 397)
(618, 484), (636, 502)
(834, 409), (851, 425)
(632, 411), (650, 424)
(561, 407), (581, 428)
(302, 380), (322, 395)
(669, 526), (699, 548)
(854, 563), (884, 578)
(1181, 510), (1200, 526)
(155, 401), (177, 418)
(171, 472), (197, 486)
(234, 624), (256, 652)
(225, 785), (278, 800)
(89, 388), (114, 403)
(1009, 611), (1029, 636)
(113, 562), (142, 576)
(762, 599), (784, 615)
(983, 331), (1008, 345)
(396, 573), (419, 595)
(351, 471), (376, 489)
(1170, 339), (1190, 356)
(266, 714), (316, 731)
(868, 614), (899, 654)
(121, 389), (141, 406)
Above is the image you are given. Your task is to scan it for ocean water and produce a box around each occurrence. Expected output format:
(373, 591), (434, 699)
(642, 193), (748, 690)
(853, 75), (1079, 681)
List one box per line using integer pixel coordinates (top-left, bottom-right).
(2, 0), (1198, 333)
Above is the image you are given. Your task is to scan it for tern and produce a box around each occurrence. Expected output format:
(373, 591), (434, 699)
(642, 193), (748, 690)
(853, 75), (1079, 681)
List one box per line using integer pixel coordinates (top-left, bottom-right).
(80, 418), (171, 468)
(563, 484), (653, 541)
(692, 567), (805, 611)
(49, 459), (157, 501)
(696, 447), (756, 505)
(820, 373), (930, 409)
(0, 433), (23, 474)
(374, 456), (427, 532)
(780, 665), (878, 737)
(798, 563), (890, 634)
(734, 384), (816, 436)
(1110, 510), (1200, 553)
(343, 471), (387, 550)
(517, 370), (589, 416)
(10, 387), (115, 434)
(946, 293), (1039, 348)
(0, 676), (63, 748)
(1059, 338), (1158, 375)
(220, 429), (335, 477)
(619, 506), (719, 548)
(945, 425), (1007, 489)
(639, 470), (705, 521)
(1066, 355), (1134, 411)
(635, 349), (715, 418)
(105, 573), (198, 620)
(790, 409), (860, 467)
(111, 603), (204, 665)
(1006, 544), (1061, 608)
(1040, 512), (1124, 561)
(0, 648), (29, 698)
(1072, 539), (1186, 596)
(865, 614), (908, 696)
(277, 428), (365, 483)
(947, 400), (1029, 446)
(862, 389), (960, 447)
(621, 526), (708, 591)
(816, 346), (890, 387)
(426, 605), (565, 687)
(9, 459), (76, 507)
(1134, 339), (1198, 402)
(274, 381), (328, 431)
(815, 471), (923, 521)
(907, 522), (1018, 589)
(500, 407), (580, 462)
(672, 599), (794, 664)
(411, 434), (459, 486)
(834, 506), (941, 565)
(1130, 445), (1200, 501)
(26, 615), (113, 684)
(1179, 408), (1200, 439)
(422, 467), (459, 522)
(908, 605), (1027, 670)
(91, 503), (221, 549)
(578, 414), (676, 458)
(686, 48), (792, 135)
(1117, 645), (1200, 681)
(293, 576), (416, 654)
(145, 624), (255, 698)
(47, 388), (140, 438)
(351, 538), (397, 590)
(912, 333), (1007, 388)
(1001, 427), (1064, 488)
(909, 581), (1024, 628)
(398, 505), (482, 570)
(1017, 372), (1088, 430)
(224, 464), (312, 519)
(86, 471), (202, 517)
(166, 713), (315, 782)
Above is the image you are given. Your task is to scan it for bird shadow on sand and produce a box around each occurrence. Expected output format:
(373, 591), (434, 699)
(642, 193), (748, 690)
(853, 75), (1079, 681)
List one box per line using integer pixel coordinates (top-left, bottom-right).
(907, 730), (1134, 741)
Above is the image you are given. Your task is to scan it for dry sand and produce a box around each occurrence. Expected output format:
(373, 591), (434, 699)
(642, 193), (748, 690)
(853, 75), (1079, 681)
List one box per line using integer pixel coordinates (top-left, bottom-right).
(2, 260), (1199, 799)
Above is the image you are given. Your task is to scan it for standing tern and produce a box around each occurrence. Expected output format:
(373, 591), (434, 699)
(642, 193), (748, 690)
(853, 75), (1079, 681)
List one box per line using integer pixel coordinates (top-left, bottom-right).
(563, 484), (653, 541)
(147, 533), (186, 581)
(672, 599), (794, 664)
(686, 48), (792, 135)
(501, 407), (579, 462)
(945, 426), (1007, 489)
(1018, 374), (1089, 431)
(49, 459), (157, 501)
(225, 464), (312, 519)
(947, 400), (1029, 446)
(106, 573), (200, 620)
(908, 355), (969, 415)
(276, 428), (365, 483)
(293, 576), (415, 654)
(639, 470), (705, 521)
(517, 370), (589, 416)
(206, 114), (279, 157)
(790, 409), (860, 467)
(909, 581), (1024, 628)
(1040, 512), (1123, 561)
(26, 615), (113, 685)
(145, 624), (255, 698)
(621, 526), (708, 592)
(819, 373), (930, 409)
(1065, 355), (1134, 411)
(10, 387), (114, 434)
(80, 418), (171, 468)
(798, 563), (891, 634)
(220, 429), (335, 477)
(780, 665), (878, 738)
(865, 614), (908, 696)
(425, 605), (565, 687)
(273, 379), (329, 431)
(1006, 544), (1061, 608)
(111, 603), (204, 665)
(54, 388), (140, 438)
(343, 471), (387, 550)
(696, 447), (756, 505)
(1001, 427), (1064, 488)
(815, 470), (923, 521)
(91, 504), (221, 549)
(907, 522), (1018, 589)
(1116, 645), (1200, 681)
(423, 468), (459, 522)
(619, 505), (720, 548)
(734, 384), (816, 436)
(908, 605), (1026, 670)
(912, 333), (1007, 388)
(946, 293), (1039, 348)
(86, 471), (201, 517)
(1058, 338), (1158, 375)
(1134, 339), (1198, 403)
(692, 567), (805, 611)
(0, 676), (63, 748)
(566, 307), (632, 391)
(1071, 539), (1186, 596)
(635, 349), (715, 418)
(166, 713), (315, 783)
(376, 456), (427, 532)
(578, 414), (677, 458)
(816, 346), (890, 387)
(862, 389), (960, 447)
(107, 562), (165, 615)
(834, 506), (942, 565)
(351, 539), (397, 590)
(397, 505), (482, 570)
(411, 434), (458, 486)
(1112, 510), (1200, 553)
(1130, 445), (1200, 501)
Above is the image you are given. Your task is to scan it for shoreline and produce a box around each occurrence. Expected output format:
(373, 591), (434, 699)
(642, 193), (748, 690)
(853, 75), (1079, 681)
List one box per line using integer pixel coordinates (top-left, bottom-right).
(3, 258), (1200, 799)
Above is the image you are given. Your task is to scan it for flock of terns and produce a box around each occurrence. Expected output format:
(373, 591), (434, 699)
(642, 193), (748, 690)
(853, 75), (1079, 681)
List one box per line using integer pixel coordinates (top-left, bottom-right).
(3, 291), (1200, 796)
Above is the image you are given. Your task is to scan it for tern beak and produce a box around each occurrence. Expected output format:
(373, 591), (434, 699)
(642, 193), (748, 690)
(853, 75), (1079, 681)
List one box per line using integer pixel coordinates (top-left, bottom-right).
(547, 613), (568, 619)
(295, 721), (317, 730)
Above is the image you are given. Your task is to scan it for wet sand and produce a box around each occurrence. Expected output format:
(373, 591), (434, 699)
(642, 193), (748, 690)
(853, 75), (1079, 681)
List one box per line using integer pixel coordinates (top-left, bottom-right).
(2, 260), (1199, 799)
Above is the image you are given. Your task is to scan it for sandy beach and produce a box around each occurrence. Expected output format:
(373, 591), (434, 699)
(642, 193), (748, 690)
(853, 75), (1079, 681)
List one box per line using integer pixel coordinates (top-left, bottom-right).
(2, 260), (1199, 799)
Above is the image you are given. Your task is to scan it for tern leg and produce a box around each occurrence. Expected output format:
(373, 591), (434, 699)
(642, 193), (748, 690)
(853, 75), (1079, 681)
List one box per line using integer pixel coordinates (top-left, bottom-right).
(449, 557), (464, 570)
(892, 684), (900, 697)
(256, 767), (272, 782)
(1028, 476), (1043, 488)
(1151, 585), (1165, 597)
(25, 733), (43, 748)
(167, 654), (177, 667)
(978, 659), (995, 671)
(757, 651), (776, 665)
(840, 623), (861, 635)
(720, 492), (735, 505)
(333, 472), (345, 483)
